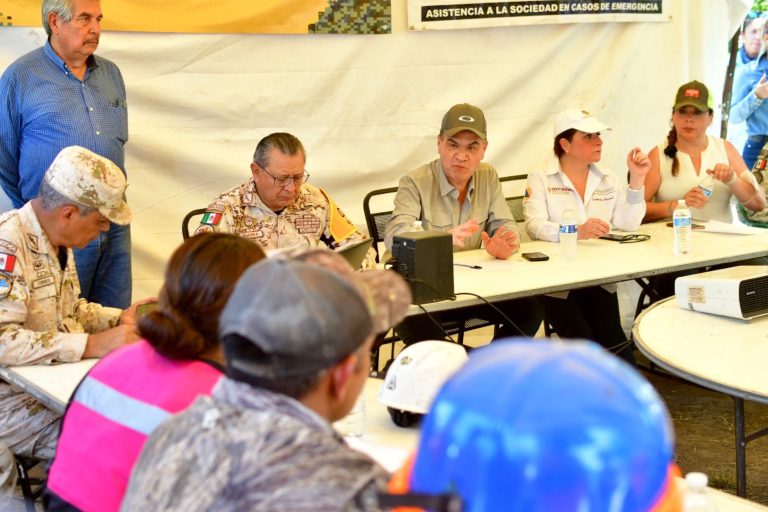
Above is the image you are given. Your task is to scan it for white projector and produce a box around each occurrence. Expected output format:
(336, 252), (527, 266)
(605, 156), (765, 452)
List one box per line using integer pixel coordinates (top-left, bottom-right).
(675, 265), (768, 320)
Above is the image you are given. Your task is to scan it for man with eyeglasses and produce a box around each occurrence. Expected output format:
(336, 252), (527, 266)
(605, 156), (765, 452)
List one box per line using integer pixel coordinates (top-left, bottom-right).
(196, 132), (375, 267)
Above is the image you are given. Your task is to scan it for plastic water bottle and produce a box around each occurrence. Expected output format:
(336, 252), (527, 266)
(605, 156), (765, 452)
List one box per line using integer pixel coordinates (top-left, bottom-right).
(683, 472), (717, 512)
(559, 208), (577, 261)
(673, 199), (692, 255)
(335, 394), (365, 438)
(697, 174), (715, 198)
(411, 220), (424, 232)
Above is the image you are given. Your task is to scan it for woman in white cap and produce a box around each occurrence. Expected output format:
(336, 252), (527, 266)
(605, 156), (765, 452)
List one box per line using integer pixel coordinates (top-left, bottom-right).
(523, 108), (650, 362)
(644, 80), (764, 223)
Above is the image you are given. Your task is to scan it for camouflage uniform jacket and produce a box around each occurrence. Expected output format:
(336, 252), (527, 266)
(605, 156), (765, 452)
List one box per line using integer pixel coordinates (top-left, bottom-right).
(121, 378), (389, 512)
(195, 178), (376, 267)
(0, 202), (121, 367)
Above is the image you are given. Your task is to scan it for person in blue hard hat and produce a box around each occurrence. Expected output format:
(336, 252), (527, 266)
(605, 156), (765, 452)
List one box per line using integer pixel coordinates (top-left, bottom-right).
(384, 339), (683, 512)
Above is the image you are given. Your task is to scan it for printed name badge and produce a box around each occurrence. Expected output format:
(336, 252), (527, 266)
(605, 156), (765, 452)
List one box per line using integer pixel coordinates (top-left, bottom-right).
(0, 253), (16, 273)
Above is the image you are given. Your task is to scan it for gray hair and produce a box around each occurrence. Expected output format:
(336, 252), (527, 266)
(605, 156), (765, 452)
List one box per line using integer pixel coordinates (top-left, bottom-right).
(38, 177), (96, 215)
(252, 133), (306, 168)
(42, 0), (74, 37)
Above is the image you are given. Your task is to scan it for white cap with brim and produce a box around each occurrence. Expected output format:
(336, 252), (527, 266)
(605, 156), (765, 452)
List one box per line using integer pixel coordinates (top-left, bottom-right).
(553, 109), (611, 137)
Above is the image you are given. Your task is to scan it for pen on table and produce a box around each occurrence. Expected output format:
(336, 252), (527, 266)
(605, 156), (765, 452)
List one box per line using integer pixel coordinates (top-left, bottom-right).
(454, 263), (482, 269)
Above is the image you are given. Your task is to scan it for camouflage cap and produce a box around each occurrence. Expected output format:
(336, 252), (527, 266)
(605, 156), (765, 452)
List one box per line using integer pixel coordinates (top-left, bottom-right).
(220, 248), (411, 380)
(44, 146), (131, 225)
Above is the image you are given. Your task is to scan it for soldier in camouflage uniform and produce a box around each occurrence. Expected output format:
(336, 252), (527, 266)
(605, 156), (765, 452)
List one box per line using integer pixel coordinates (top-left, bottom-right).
(0, 146), (143, 497)
(195, 132), (376, 268)
(122, 250), (411, 512)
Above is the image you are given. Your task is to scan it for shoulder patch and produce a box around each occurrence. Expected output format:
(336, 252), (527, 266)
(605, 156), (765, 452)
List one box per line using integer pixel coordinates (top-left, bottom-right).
(26, 234), (39, 251)
(195, 225), (214, 235)
(0, 239), (17, 254)
(205, 203), (225, 213)
(0, 273), (12, 299)
(0, 253), (16, 273)
(200, 212), (222, 226)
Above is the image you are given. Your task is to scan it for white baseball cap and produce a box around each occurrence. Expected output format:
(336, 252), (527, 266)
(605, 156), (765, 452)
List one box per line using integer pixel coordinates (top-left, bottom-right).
(553, 109), (611, 137)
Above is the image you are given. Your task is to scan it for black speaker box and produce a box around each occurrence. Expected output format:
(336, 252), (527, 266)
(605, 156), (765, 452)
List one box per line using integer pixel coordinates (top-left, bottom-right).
(391, 231), (454, 304)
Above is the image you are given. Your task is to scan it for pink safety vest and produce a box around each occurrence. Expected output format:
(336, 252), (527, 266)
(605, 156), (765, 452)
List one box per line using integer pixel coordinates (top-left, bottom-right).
(46, 340), (223, 512)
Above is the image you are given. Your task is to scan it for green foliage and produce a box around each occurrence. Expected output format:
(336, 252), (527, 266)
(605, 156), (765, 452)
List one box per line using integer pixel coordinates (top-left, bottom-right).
(754, 0), (768, 13)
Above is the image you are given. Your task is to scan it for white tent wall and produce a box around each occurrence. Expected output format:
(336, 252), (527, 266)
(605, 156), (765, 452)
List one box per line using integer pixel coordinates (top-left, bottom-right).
(0, 0), (751, 299)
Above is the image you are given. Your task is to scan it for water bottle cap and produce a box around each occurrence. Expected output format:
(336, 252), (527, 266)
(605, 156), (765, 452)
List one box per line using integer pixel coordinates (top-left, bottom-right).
(677, 199), (686, 206)
(685, 472), (708, 488)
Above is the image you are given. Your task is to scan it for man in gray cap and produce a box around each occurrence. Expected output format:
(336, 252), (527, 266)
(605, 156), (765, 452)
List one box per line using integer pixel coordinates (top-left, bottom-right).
(0, 146), (144, 497)
(122, 250), (411, 511)
(384, 103), (543, 344)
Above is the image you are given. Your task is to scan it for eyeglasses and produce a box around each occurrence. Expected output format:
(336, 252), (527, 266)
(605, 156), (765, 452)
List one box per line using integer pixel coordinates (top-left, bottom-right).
(674, 108), (706, 118)
(618, 234), (651, 244)
(258, 165), (310, 187)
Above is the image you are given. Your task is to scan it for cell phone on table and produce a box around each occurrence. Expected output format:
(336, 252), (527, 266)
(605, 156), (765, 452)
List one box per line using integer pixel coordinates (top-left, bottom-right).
(600, 233), (627, 242)
(522, 252), (549, 262)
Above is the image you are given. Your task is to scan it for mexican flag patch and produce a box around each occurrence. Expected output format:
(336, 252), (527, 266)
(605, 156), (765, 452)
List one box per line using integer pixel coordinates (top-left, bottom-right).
(0, 253), (16, 272)
(201, 212), (222, 226)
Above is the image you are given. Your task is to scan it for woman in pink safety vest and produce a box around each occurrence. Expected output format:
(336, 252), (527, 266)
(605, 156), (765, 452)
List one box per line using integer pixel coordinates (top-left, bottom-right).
(44, 233), (265, 512)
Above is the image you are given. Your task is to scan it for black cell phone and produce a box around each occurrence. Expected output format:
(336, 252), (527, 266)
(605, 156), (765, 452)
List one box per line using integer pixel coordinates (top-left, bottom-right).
(600, 233), (627, 242)
(522, 252), (549, 262)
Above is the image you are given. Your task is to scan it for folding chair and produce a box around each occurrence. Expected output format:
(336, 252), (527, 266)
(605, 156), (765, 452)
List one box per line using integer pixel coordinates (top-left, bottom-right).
(181, 208), (208, 240)
(15, 456), (43, 512)
(362, 186), (398, 263)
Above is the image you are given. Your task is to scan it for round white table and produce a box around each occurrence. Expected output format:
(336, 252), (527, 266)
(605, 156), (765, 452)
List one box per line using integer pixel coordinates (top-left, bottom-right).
(633, 297), (768, 497)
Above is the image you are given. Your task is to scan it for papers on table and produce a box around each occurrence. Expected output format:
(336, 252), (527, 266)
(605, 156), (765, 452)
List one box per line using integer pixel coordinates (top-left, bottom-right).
(700, 220), (766, 235)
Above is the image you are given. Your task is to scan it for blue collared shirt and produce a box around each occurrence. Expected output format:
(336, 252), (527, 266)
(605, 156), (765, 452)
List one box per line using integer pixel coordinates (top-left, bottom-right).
(730, 54), (768, 135)
(0, 42), (128, 207)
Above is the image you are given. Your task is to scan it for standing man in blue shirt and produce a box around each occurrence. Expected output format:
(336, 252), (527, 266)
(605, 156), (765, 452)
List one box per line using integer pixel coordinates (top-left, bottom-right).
(0, 0), (131, 308)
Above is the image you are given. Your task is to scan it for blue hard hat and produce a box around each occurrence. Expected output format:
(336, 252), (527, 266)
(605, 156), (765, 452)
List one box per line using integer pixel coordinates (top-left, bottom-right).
(409, 339), (675, 512)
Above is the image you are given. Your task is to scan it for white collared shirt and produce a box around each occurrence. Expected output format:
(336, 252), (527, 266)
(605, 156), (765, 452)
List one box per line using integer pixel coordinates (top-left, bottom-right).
(523, 157), (645, 242)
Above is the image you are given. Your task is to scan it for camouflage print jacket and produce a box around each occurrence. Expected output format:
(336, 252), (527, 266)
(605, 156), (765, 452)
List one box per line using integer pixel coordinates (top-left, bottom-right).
(195, 179), (376, 268)
(121, 378), (389, 512)
(0, 202), (121, 367)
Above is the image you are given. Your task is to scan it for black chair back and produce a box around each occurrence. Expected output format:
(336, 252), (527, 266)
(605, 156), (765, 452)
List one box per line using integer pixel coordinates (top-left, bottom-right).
(362, 186), (398, 263)
(181, 208), (209, 240)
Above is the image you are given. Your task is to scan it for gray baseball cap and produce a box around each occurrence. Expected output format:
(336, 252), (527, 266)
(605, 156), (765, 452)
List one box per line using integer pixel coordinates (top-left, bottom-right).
(44, 146), (131, 225)
(220, 249), (411, 380)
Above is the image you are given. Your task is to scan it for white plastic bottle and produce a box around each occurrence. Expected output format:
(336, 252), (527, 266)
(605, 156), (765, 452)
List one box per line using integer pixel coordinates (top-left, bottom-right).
(683, 472), (718, 512)
(411, 220), (424, 232)
(673, 199), (692, 255)
(697, 174), (715, 198)
(559, 209), (578, 261)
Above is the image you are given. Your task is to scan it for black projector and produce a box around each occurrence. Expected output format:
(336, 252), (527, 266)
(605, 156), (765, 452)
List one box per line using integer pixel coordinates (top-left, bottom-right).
(391, 231), (454, 304)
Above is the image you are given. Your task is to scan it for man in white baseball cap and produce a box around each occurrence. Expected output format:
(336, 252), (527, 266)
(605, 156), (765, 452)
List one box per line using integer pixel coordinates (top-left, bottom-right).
(0, 146), (146, 497)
